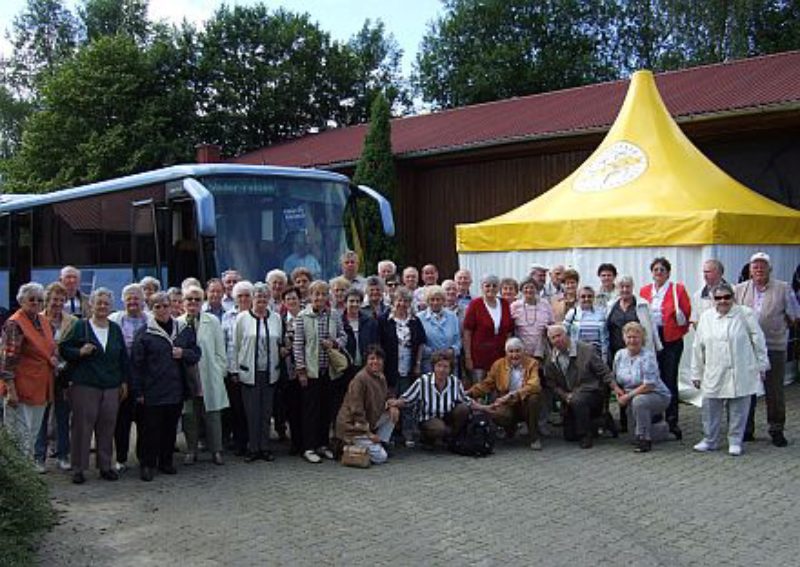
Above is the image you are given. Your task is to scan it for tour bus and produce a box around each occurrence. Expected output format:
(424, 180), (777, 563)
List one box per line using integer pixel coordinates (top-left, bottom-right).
(0, 164), (394, 309)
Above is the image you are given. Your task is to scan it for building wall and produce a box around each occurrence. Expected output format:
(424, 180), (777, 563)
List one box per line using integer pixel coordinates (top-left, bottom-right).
(392, 124), (800, 278)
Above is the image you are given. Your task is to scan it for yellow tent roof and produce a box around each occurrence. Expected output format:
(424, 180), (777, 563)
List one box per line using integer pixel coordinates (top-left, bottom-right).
(456, 70), (800, 252)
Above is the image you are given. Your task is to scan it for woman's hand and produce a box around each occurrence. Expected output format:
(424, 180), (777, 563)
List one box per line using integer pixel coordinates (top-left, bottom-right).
(692, 379), (701, 389)
(119, 383), (129, 401)
(297, 370), (308, 388)
(5, 383), (18, 408)
(79, 343), (96, 357)
(464, 356), (474, 372)
(172, 347), (183, 359)
(369, 434), (381, 444)
(617, 393), (630, 407)
(321, 339), (334, 350)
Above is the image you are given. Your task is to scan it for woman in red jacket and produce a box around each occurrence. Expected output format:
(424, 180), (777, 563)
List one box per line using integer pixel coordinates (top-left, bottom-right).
(640, 257), (691, 440)
(463, 274), (514, 387)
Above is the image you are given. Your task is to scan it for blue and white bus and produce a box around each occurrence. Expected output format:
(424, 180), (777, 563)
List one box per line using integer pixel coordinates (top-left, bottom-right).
(0, 164), (394, 309)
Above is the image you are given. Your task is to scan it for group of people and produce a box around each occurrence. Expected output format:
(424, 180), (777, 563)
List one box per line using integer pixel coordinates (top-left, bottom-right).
(1, 250), (797, 482)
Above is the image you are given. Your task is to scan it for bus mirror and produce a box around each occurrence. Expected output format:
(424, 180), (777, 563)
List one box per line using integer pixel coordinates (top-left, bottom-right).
(354, 185), (395, 237)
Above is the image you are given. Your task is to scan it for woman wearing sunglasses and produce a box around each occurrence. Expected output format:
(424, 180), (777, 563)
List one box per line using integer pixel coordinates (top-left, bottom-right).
(691, 282), (769, 456)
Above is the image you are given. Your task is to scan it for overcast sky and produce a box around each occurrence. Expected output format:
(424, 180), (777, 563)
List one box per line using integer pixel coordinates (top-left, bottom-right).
(0, 0), (444, 76)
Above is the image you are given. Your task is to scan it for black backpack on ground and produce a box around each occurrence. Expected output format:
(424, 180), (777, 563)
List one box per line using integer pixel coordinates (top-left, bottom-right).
(449, 409), (495, 457)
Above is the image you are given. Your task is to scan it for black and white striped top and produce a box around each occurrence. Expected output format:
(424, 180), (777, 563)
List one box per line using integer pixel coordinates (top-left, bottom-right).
(400, 373), (470, 422)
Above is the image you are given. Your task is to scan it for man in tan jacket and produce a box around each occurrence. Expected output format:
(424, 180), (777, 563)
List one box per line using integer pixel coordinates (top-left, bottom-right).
(468, 338), (542, 450)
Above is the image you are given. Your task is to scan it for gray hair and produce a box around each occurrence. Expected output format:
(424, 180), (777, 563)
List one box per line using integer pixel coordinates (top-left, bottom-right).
(617, 275), (635, 287)
(711, 282), (735, 298)
(140, 276), (161, 292)
(365, 275), (385, 290)
(377, 260), (396, 274)
(252, 282), (271, 297)
(183, 285), (205, 300)
(16, 282), (44, 304)
(266, 269), (287, 285)
(425, 285), (445, 302)
(89, 287), (114, 305)
(149, 291), (169, 307)
(546, 323), (567, 336)
(121, 283), (144, 300)
(703, 259), (725, 275)
(505, 337), (524, 352)
(232, 280), (254, 298)
(393, 286), (413, 304)
(60, 265), (80, 278)
(480, 274), (499, 286)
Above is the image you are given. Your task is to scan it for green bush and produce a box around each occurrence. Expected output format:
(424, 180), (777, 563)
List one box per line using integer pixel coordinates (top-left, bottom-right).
(0, 426), (56, 566)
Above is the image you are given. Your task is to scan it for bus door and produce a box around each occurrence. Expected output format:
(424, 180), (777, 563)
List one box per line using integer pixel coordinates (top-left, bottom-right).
(167, 197), (204, 286)
(8, 210), (32, 309)
(131, 199), (164, 285)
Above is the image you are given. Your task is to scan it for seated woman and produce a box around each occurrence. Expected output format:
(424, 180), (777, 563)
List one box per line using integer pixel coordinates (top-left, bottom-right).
(388, 350), (470, 448)
(612, 322), (672, 453)
(335, 345), (398, 464)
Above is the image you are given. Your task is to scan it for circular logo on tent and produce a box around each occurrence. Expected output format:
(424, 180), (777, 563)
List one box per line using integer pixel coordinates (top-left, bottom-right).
(573, 141), (648, 193)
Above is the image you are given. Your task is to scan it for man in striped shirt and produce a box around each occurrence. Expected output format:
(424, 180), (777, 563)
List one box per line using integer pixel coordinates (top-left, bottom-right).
(388, 351), (470, 447)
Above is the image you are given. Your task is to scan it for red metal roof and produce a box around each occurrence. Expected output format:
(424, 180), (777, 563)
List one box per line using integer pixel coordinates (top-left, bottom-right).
(232, 50), (800, 168)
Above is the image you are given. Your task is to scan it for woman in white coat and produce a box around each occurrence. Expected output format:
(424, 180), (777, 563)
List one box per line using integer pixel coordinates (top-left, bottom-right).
(179, 285), (229, 465)
(231, 282), (283, 462)
(691, 282), (769, 456)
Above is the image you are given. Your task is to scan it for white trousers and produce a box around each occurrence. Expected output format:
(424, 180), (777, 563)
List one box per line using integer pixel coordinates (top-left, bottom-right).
(4, 401), (47, 459)
(701, 396), (751, 448)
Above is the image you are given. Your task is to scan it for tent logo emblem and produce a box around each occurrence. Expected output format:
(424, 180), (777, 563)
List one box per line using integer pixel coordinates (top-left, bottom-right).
(573, 141), (648, 193)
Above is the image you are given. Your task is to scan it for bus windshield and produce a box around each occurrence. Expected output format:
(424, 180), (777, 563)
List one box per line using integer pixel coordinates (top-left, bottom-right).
(200, 175), (351, 282)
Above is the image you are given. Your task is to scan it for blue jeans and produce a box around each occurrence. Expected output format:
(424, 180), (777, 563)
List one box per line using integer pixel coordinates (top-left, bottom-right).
(35, 396), (71, 461)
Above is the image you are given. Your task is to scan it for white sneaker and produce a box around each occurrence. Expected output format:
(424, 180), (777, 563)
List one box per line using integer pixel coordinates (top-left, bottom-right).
(33, 460), (47, 474)
(728, 444), (743, 456)
(303, 450), (322, 464)
(114, 462), (127, 473)
(317, 447), (335, 460)
(58, 459), (72, 471)
(530, 439), (543, 451)
(693, 440), (717, 452)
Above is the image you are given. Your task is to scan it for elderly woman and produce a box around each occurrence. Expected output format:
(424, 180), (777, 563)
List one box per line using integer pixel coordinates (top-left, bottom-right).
(640, 257), (692, 440)
(335, 346), (398, 464)
(612, 322), (672, 453)
(329, 276), (351, 314)
(361, 276), (388, 320)
(389, 350), (470, 448)
(550, 269), (580, 323)
(265, 269), (288, 312)
(60, 288), (129, 483)
(131, 291), (200, 481)
(377, 286), (426, 446)
(139, 276), (161, 309)
(109, 283), (149, 472)
(692, 283), (769, 456)
(221, 280), (253, 456)
(419, 285), (461, 374)
(2, 283), (58, 468)
(180, 285), (229, 465)
(35, 282), (76, 473)
(463, 274), (514, 385)
(167, 287), (184, 318)
(231, 282), (282, 462)
(564, 286), (609, 361)
(511, 277), (554, 359)
(293, 280), (348, 463)
(499, 277), (519, 304)
(341, 287), (377, 390)
(442, 279), (465, 324)
(290, 267), (313, 307)
(280, 286), (304, 454)
(606, 276), (661, 361)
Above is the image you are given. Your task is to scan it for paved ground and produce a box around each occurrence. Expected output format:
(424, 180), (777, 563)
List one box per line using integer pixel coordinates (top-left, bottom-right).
(37, 384), (800, 566)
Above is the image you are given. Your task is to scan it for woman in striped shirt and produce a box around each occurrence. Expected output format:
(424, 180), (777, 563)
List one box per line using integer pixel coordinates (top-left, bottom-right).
(388, 351), (470, 448)
(564, 286), (609, 362)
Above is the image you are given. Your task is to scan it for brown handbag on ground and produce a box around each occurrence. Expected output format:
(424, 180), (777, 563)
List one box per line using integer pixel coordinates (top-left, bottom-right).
(341, 445), (371, 468)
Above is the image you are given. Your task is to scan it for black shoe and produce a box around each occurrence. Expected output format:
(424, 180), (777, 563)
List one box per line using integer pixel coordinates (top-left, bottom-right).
(604, 415), (619, 439)
(244, 451), (259, 463)
(260, 451), (275, 462)
(743, 432), (755, 442)
(140, 467), (154, 482)
(234, 448), (247, 457)
(634, 439), (652, 453)
(100, 469), (119, 481)
(72, 471), (86, 484)
(579, 436), (593, 449)
(381, 442), (395, 458)
(288, 446), (301, 456)
(158, 464), (177, 475)
(771, 432), (788, 447)
(669, 425), (683, 441)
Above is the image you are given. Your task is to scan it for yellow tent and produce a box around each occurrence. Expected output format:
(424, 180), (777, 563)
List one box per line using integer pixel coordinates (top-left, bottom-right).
(456, 70), (800, 252)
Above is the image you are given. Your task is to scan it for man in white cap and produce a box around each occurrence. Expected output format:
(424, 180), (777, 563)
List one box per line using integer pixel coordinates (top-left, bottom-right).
(735, 252), (800, 447)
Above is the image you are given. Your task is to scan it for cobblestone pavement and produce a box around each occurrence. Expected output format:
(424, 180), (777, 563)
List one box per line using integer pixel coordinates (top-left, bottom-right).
(37, 384), (800, 567)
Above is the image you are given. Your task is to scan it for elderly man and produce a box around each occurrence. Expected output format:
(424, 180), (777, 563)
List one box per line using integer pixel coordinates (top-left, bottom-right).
(544, 265), (565, 300)
(339, 250), (366, 291)
(454, 269), (473, 310)
(529, 263), (548, 297)
(735, 252), (800, 447)
(221, 269), (241, 312)
(543, 324), (616, 448)
(60, 266), (90, 318)
(468, 337), (543, 450)
(691, 259), (726, 325)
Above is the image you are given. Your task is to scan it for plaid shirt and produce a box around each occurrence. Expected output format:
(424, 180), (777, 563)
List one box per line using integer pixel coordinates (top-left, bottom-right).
(1, 314), (46, 381)
(293, 308), (346, 373)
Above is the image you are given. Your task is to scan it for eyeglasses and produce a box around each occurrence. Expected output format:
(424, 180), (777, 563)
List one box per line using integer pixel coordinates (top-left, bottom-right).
(386, 282), (398, 288)
(652, 267), (668, 273)
(27, 298), (44, 304)
(483, 283), (498, 288)
(714, 294), (732, 301)
(185, 297), (202, 303)
(579, 295), (594, 299)
(152, 303), (169, 309)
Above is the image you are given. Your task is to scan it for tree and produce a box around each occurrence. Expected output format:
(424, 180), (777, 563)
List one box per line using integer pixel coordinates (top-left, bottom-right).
(3, 33), (196, 192)
(351, 93), (399, 271)
(414, 0), (617, 109)
(79, 0), (150, 44)
(3, 0), (79, 92)
(0, 85), (33, 159)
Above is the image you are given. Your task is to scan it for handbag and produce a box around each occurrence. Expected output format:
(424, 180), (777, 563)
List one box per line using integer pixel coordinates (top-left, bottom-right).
(671, 283), (688, 327)
(328, 347), (351, 380)
(183, 361), (202, 398)
(341, 444), (371, 468)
